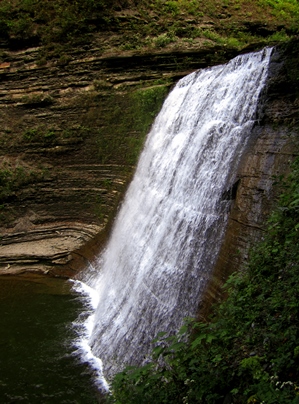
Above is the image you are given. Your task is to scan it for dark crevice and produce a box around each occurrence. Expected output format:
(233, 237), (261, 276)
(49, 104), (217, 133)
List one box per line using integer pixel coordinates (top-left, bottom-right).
(222, 178), (240, 201)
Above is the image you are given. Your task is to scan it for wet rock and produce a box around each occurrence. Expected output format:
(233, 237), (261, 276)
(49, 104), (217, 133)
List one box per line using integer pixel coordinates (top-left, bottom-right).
(198, 39), (299, 317)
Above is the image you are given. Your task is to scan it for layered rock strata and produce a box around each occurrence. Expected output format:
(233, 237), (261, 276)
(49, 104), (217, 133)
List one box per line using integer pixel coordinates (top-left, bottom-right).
(0, 39), (298, 280)
(0, 43), (239, 277)
(199, 40), (299, 316)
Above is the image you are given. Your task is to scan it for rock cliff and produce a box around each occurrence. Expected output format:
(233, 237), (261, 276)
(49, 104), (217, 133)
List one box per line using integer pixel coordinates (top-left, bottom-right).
(0, 38), (298, 282)
(0, 41), (239, 277)
(199, 39), (299, 316)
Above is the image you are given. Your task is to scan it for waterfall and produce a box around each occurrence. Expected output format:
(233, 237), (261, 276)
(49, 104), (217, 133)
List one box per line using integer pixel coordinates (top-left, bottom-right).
(74, 47), (273, 382)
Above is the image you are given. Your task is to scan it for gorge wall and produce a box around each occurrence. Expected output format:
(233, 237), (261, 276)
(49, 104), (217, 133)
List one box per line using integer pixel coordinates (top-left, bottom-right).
(199, 39), (299, 316)
(0, 38), (298, 285)
(0, 43), (239, 277)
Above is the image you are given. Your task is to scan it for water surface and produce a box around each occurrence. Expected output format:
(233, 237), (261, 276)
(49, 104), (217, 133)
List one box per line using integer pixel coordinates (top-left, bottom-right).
(0, 275), (99, 403)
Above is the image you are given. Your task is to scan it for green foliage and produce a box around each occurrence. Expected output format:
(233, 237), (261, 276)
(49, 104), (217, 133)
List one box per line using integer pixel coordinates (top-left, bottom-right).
(259, 0), (299, 27)
(23, 127), (56, 144)
(0, 161), (48, 202)
(21, 94), (53, 106)
(0, 0), (110, 47)
(0, 0), (298, 53)
(154, 33), (176, 48)
(108, 157), (299, 403)
(164, 1), (180, 16)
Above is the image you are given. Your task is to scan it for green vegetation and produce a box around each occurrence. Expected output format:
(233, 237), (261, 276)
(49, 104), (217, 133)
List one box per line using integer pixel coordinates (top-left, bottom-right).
(108, 157), (299, 403)
(0, 0), (298, 57)
(259, 0), (299, 29)
(0, 159), (48, 202)
(0, 124), (86, 154)
(23, 128), (56, 143)
(117, 0), (299, 53)
(0, 0), (108, 45)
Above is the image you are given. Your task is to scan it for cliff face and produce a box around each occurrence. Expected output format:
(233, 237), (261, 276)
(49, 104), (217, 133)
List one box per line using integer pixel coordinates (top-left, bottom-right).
(0, 42), (240, 277)
(0, 38), (298, 280)
(199, 39), (299, 316)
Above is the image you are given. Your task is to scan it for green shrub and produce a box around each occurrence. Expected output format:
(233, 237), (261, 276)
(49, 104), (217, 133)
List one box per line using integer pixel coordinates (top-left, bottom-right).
(164, 1), (180, 16)
(154, 33), (175, 48)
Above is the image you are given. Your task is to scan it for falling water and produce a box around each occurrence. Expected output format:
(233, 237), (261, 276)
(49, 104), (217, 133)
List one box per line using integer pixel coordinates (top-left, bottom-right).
(74, 47), (273, 382)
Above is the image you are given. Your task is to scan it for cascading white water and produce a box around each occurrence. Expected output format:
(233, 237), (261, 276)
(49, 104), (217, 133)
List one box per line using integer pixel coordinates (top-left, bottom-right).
(75, 47), (273, 382)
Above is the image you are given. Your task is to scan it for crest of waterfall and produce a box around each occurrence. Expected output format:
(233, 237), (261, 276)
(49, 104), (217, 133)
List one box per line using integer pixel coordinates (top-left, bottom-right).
(78, 47), (273, 380)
